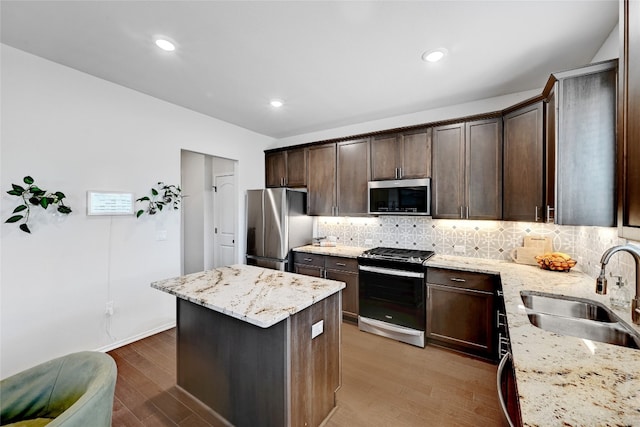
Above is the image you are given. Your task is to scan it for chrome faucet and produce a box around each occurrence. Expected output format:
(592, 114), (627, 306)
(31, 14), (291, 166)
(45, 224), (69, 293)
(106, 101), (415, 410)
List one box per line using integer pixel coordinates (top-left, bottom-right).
(596, 244), (640, 325)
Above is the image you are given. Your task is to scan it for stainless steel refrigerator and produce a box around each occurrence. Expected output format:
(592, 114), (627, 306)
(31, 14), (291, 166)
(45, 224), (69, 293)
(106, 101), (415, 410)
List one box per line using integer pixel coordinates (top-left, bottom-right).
(245, 188), (313, 271)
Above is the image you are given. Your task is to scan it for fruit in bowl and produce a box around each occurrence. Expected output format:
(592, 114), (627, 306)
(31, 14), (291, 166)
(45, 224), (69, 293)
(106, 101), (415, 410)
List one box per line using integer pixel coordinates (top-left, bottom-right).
(535, 252), (577, 272)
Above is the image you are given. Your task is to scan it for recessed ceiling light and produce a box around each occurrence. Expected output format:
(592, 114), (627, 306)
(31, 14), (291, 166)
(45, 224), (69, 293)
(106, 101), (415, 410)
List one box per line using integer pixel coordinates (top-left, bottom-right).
(270, 99), (284, 108)
(155, 38), (176, 52)
(422, 48), (448, 63)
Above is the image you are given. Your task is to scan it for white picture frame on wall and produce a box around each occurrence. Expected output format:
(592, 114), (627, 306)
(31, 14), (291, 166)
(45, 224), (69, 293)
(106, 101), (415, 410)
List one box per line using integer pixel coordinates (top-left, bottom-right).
(87, 191), (135, 216)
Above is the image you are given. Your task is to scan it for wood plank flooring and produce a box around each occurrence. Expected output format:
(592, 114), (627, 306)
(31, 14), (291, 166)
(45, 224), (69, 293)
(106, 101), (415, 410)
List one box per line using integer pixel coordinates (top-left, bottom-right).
(109, 323), (505, 426)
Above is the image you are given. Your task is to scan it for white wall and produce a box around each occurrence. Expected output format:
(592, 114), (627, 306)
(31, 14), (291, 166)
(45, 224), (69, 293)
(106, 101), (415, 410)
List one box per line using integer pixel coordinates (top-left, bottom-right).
(181, 150), (207, 275)
(0, 45), (272, 378)
(592, 24), (619, 62)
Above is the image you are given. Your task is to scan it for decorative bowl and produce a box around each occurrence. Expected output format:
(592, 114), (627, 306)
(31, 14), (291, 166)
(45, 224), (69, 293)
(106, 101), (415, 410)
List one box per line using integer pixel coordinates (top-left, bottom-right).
(535, 252), (577, 272)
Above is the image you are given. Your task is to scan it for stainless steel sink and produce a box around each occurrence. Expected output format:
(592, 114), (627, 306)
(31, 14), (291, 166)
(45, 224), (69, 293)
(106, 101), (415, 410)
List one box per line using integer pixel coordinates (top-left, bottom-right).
(521, 291), (617, 322)
(520, 291), (640, 349)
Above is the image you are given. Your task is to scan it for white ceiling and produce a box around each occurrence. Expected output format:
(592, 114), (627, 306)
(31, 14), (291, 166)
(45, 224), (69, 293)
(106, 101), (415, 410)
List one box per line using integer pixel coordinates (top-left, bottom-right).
(0, 1), (618, 139)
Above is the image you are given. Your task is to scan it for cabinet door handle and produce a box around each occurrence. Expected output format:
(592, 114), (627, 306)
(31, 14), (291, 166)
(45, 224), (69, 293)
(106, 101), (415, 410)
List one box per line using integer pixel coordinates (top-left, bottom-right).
(546, 205), (555, 223)
(335, 262), (346, 267)
(497, 311), (507, 328)
(460, 206), (464, 219)
(304, 258), (313, 262)
(466, 206), (470, 219)
(535, 206), (540, 222)
(450, 277), (466, 283)
(497, 352), (516, 427)
(398, 167), (403, 179)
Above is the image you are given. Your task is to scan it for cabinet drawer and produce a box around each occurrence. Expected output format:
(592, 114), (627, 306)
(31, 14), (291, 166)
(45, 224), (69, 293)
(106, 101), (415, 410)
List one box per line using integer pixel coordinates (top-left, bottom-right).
(426, 267), (497, 292)
(324, 256), (358, 272)
(293, 253), (324, 267)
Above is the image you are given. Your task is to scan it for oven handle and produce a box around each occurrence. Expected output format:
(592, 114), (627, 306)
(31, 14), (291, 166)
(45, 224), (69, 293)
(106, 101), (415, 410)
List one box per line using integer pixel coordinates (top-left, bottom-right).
(358, 264), (424, 279)
(359, 316), (424, 336)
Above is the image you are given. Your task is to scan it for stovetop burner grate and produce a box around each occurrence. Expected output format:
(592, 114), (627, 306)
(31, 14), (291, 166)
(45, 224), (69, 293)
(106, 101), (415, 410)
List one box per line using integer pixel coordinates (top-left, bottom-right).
(359, 247), (435, 264)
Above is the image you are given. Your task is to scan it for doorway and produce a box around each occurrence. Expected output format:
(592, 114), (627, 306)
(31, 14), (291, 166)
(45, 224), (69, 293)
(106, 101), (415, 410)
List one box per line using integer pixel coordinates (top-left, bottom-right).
(181, 150), (237, 275)
(214, 174), (236, 267)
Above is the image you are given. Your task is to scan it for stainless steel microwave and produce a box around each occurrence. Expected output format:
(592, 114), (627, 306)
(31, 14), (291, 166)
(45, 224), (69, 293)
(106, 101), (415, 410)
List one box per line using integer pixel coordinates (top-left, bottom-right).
(368, 178), (431, 215)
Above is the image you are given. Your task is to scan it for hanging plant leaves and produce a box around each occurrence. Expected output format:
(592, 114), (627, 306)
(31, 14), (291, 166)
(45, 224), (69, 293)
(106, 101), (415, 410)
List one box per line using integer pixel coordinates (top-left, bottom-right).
(57, 205), (72, 214)
(5, 215), (23, 223)
(4, 176), (72, 233)
(136, 182), (182, 218)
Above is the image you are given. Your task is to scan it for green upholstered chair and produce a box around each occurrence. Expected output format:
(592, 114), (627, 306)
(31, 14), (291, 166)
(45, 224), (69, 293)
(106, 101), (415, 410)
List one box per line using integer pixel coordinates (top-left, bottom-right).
(0, 351), (117, 427)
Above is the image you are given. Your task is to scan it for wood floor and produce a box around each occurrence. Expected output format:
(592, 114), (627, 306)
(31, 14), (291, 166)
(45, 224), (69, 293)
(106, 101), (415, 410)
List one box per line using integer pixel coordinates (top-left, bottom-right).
(109, 323), (505, 427)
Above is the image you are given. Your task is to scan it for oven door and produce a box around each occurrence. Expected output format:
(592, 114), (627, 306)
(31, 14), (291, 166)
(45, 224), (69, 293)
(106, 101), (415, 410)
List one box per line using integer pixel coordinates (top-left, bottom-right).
(358, 265), (426, 331)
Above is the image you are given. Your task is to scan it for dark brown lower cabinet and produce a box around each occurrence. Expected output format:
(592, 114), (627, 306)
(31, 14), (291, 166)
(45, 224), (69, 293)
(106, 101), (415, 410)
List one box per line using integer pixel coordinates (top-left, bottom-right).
(324, 256), (359, 323)
(426, 267), (498, 361)
(294, 252), (358, 323)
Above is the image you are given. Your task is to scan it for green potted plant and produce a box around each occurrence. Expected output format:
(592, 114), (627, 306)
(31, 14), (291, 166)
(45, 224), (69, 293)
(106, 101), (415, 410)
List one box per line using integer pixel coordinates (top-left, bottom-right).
(5, 176), (72, 233)
(136, 182), (182, 218)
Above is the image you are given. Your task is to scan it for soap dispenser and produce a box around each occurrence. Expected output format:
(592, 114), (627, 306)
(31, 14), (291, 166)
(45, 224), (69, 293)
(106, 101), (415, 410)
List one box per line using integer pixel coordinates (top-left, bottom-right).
(609, 273), (631, 309)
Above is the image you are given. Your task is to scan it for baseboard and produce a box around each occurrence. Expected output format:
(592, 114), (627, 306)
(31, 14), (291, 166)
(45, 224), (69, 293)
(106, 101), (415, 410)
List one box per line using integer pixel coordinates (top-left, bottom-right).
(95, 321), (176, 353)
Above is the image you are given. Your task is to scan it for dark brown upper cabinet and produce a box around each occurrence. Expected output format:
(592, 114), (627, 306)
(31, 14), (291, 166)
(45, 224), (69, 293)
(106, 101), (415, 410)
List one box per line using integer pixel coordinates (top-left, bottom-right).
(337, 138), (370, 216)
(307, 143), (336, 215)
(370, 128), (431, 181)
(265, 148), (307, 188)
(432, 118), (502, 220)
(619, 0), (640, 240)
(551, 60), (617, 226)
(503, 102), (545, 222)
(265, 151), (286, 188)
(307, 138), (370, 216)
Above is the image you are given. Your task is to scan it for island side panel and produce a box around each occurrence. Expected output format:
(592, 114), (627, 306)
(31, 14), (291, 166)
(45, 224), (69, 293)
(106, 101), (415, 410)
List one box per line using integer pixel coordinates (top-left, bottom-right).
(177, 298), (287, 426)
(289, 292), (341, 427)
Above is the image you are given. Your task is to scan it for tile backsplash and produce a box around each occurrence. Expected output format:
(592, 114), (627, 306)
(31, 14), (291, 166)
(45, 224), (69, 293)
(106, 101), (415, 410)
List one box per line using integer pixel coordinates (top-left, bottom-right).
(315, 216), (637, 289)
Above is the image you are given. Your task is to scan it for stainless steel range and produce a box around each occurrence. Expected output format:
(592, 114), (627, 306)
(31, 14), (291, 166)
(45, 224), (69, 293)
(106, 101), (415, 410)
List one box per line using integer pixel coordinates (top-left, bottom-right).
(358, 247), (434, 347)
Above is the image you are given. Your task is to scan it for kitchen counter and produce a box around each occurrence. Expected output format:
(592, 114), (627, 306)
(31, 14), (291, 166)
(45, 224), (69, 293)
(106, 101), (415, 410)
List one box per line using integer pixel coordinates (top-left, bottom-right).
(293, 244), (369, 259)
(151, 264), (344, 426)
(426, 255), (640, 426)
(152, 264), (345, 328)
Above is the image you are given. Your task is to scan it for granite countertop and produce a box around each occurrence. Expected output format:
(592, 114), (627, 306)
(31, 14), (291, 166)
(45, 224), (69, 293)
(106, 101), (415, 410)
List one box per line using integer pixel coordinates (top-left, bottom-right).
(293, 244), (369, 258)
(151, 264), (345, 328)
(426, 255), (640, 427)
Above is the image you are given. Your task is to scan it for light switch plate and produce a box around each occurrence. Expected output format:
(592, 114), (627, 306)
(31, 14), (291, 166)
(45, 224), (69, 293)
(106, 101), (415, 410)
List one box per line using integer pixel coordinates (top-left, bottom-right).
(156, 230), (168, 241)
(311, 320), (324, 339)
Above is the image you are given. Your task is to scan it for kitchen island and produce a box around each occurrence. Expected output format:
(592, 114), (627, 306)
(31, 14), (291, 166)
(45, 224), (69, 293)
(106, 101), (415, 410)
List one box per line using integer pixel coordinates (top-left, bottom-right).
(151, 264), (345, 427)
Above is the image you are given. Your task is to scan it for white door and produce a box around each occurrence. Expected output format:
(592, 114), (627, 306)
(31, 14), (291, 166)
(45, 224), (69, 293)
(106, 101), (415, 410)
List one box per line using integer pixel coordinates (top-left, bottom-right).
(214, 174), (236, 267)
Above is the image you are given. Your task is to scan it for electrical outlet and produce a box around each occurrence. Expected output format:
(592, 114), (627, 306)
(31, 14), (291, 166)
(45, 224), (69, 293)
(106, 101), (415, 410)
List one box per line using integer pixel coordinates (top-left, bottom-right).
(453, 245), (466, 254)
(105, 301), (114, 316)
(156, 230), (168, 241)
